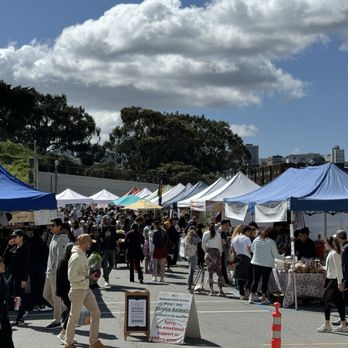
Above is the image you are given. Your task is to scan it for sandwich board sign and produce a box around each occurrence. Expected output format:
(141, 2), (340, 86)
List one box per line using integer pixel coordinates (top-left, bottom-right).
(124, 290), (150, 339)
(149, 292), (200, 345)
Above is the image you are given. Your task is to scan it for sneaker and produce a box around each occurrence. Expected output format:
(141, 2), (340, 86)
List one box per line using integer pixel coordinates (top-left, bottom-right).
(40, 305), (53, 311)
(317, 323), (332, 333)
(152, 276), (157, 282)
(332, 319), (341, 326)
(139, 279), (144, 284)
(15, 317), (25, 326)
(90, 340), (108, 348)
(333, 325), (348, 333)
(104, 281), (110, 288)
(248, 296), (254, 304)
(46, 321), (61, 329)
(33, 305), (40, 312)
(261, 298), (271, 305)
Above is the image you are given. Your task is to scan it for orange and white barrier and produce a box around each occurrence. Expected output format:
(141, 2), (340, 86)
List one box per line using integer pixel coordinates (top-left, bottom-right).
(271, 302), (281, 348)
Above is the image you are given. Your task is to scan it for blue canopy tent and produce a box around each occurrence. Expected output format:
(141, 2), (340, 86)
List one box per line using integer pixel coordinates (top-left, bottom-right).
(0, 164), (57, 211)
(224, 163), (348, 213)
(112, 194), (141, 207)
(224, 162), (348, 310)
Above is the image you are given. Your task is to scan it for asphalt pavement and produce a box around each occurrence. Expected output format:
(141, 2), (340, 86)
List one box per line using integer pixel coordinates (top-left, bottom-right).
(10, 261), (348, 348)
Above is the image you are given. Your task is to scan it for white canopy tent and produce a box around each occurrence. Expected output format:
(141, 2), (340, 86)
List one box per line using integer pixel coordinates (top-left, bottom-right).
(135, 188), (153, 199)
(56, 188), (93, 207)
(190, 172), (260, 212)
(150, 183), (186, 204)
(177, 177), (227, 208)
(89, 189), (119, 204)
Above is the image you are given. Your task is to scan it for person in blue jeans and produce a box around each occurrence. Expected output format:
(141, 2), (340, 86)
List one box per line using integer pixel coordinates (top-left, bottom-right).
(184, 227), (201, 292)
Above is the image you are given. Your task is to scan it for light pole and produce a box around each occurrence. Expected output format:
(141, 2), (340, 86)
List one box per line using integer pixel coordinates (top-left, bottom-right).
(54, 160), (59, 193)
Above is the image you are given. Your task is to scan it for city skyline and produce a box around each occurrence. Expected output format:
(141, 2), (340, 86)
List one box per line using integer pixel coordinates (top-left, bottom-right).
(1, 0), (348, 157)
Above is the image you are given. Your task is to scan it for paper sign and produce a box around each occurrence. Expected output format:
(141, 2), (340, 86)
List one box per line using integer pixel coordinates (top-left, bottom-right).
(225, 202), (248, 221)
(149, 292), (200, 345)
(128, 299), (146, 328)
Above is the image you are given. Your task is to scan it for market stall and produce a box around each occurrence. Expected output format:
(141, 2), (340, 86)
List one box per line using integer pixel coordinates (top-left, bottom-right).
(225, 163), (348, 309)
(56, 188), (92, 207)
(270, 259), (325, 308)
(89, 189), (119, 205)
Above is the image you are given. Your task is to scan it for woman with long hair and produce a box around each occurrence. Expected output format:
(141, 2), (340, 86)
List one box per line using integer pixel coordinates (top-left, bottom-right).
(152, 221), (169, 282)
(184, 227), (201, 292)
(202, 224), (224, 296)
(249, 227), (284, 305)
(317, 236), (348, 333)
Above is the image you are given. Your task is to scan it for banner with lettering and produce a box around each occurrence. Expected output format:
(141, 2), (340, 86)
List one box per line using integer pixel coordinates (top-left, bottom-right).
(149, 292), (200, 345)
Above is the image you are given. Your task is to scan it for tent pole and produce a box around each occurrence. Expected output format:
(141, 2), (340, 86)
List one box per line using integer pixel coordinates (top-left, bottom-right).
(290, 211), (298, 310)
(324, 212), (328, 239)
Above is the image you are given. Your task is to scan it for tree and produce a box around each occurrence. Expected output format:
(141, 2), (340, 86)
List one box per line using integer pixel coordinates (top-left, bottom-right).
(0, 81), (100, 156)
(106, 106), (249, 175)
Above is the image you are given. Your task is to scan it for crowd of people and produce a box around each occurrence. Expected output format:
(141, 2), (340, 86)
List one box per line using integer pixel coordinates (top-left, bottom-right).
(0, 205), (348, 347)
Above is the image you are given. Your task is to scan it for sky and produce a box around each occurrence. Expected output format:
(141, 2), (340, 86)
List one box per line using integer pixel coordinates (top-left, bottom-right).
(1, 0), (348, 158)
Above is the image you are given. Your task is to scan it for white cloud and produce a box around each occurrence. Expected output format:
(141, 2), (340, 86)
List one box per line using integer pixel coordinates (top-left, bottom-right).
(1, 0), (348, 127)
(230, 124), (258, 137)
(89, 110), (122, 142)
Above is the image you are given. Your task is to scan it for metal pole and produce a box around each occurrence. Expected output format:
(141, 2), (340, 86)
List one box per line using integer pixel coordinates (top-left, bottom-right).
(323, 212), (328, 239)
(54, 160), (59, 193)
(290, 211), (298, 310)
(33, 140), (39, 188)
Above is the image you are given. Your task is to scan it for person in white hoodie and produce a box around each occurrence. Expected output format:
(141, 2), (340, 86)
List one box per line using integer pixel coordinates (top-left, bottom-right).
(64, 234), (107, 348)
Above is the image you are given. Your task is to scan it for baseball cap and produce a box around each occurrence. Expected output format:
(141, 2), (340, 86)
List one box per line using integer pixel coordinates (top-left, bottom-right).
(11, 229), (25, 238)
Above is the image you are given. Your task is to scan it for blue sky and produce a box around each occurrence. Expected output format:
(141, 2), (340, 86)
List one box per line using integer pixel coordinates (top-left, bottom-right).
(1, 0), (348, 158)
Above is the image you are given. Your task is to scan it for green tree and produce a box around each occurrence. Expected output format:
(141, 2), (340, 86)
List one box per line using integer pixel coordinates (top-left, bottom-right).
(0, 81), (100, 156)
(106, 106), (249, 175)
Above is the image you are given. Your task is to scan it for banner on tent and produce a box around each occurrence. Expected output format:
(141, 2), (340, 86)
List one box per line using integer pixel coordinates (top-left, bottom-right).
(224, 203), (248, 221)
(254, 201), (287, 223)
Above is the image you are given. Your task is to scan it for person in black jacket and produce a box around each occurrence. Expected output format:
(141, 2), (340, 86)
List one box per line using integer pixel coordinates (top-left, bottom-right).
(125, 224), (145, 284)
(3, 229), (29, 326)
(100, 216), (117, 288)
(29, 228), (49, 311)
(0, 256), (14, 347)
(56, 242), (74, 344)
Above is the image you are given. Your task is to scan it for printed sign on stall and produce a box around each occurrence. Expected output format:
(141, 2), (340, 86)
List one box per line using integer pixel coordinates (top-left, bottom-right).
(149, 292), (200, 345)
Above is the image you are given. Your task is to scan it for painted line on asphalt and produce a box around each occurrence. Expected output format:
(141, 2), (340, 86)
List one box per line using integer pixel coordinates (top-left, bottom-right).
(263, 343), (348, 347)
(99, 300), (237, 304)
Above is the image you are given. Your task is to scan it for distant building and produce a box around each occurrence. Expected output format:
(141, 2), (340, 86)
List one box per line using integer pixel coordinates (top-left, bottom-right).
(285, 153), (325, 165)
(331, 145), (345, 164)
(261, 155), (285, 166)
(245, 144), (259, 167)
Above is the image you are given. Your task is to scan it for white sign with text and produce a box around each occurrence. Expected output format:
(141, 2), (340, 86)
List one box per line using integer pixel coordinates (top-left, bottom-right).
(149, 292), (200, 345)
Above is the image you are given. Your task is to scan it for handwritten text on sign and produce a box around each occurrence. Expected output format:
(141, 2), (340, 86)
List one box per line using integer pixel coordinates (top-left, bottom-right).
(150, 292), (192, 344)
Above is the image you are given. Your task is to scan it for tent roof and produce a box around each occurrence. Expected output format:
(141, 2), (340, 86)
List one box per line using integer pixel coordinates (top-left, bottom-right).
(112, 194), (141, 207)
(145, 185), (172, 202)
(135, 188), (153, 198)
(0, 164), (57, 211)
(178, 177), (227, 208)
(224, 163), (348, 212)
(164, 181), (208, 207)
(89, 189), (119, 204)
(191, 172), (260, 211)
(56, 188), (92, 207)
(151, 183), (186, 204)
(122, 199), (162, 210)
